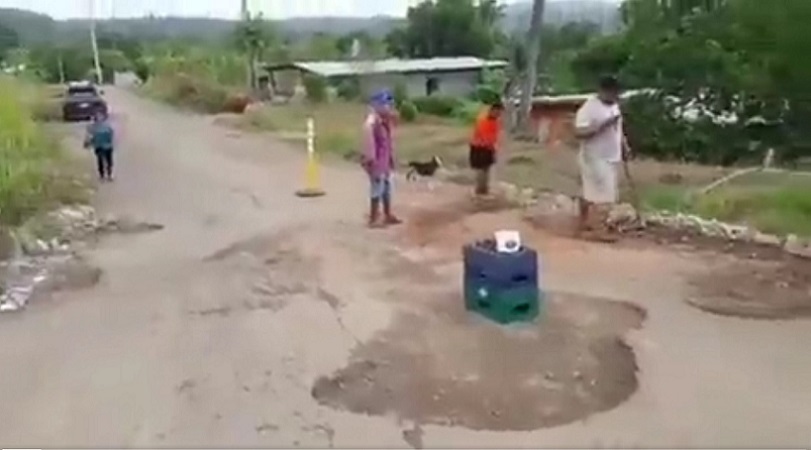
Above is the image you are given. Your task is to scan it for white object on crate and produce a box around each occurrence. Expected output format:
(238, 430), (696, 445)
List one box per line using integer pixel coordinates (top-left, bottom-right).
(494, 230), (521, 253)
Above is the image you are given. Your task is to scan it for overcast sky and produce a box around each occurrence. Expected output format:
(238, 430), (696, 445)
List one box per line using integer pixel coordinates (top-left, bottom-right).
(0, 0), (614, 20)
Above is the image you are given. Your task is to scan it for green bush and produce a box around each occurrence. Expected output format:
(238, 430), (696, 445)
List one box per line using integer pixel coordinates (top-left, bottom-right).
(452, 101), (483, 125)
(392, 82), (408, 107)
(303, 74), (328, 103)
(134, 60), (151, 83)
(474, 85), (501, 105)
(398, 100), (418, 122)
(336, 77), (361, 101)
(412, 95), (463, 117)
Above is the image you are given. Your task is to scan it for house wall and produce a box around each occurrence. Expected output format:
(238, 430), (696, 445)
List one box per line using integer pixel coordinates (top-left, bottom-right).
(358, 70), (481, 98)
(266, 68), (485, 100)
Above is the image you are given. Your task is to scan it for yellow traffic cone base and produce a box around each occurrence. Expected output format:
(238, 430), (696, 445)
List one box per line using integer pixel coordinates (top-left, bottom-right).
(295, 154), (326, 198)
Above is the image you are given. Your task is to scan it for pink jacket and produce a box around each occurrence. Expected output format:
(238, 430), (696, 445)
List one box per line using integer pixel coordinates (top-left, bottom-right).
(361, 113), (394, 178)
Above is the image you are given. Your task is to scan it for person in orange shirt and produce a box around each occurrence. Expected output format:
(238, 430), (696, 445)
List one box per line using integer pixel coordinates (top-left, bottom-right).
(469, 101), (504, 196)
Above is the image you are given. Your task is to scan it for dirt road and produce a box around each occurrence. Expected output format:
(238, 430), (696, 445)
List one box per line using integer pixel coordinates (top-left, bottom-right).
(0, 89), (809, 447)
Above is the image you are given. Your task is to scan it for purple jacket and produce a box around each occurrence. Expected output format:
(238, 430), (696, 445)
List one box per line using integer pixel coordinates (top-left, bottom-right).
(362, 113), (394, 178)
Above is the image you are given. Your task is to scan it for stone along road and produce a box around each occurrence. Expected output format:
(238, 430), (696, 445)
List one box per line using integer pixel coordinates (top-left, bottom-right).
(0, 89), (809, 447)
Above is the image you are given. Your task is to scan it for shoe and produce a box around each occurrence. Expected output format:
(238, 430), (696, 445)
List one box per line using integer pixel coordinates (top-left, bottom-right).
(384, 215), (402, 226)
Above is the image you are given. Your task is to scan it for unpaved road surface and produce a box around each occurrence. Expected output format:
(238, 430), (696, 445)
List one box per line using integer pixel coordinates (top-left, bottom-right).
(1, 89), (810, 447)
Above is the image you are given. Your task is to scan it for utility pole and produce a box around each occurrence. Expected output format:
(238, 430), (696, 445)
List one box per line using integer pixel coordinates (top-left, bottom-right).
(89, 0), (103, 84)
(516, 0), (545, 137)
(241, 0), (257, 93)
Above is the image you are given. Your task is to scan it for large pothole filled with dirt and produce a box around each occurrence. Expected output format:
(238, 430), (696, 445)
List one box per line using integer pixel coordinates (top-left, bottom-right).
(689, 258), (811, 319)
(312, 290), (645, 431)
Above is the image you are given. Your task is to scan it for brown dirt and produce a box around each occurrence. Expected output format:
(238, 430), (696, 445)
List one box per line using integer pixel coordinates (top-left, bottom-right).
(312, 289), (645, 431)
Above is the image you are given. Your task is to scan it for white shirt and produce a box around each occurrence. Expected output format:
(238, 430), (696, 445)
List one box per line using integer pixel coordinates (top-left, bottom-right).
(575, 95), (623, 162)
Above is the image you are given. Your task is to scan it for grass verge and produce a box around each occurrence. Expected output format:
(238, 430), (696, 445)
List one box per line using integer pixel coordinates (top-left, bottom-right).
(641, 173), (811, 237)
(0, 76), (89, 227)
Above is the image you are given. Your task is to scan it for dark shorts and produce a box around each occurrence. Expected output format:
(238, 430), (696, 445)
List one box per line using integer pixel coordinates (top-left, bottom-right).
(469, 145), (495, 170)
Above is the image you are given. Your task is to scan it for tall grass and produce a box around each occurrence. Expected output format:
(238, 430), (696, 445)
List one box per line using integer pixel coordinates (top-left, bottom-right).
(142, 52), (249, 114)
(0, 77), (85, 225)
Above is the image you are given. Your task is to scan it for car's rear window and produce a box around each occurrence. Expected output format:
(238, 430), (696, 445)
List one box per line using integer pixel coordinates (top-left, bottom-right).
(68, 87), (97, 96)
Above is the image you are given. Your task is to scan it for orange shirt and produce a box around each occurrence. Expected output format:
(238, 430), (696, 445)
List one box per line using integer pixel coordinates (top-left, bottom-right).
(470, 110), (501, 149)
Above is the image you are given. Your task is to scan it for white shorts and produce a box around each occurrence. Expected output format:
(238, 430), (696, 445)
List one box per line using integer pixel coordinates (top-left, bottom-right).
(578, 151), (619, 204)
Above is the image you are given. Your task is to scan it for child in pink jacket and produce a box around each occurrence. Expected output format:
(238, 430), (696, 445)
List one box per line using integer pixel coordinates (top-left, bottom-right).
(361, 90), (401, 228)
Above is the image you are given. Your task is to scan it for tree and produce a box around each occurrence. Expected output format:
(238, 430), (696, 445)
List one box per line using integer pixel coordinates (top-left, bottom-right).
(516, 0), (546, 135)
(571, 0), (811, 165)
(384, 0), (502, 59)
(301, 33), (341, 60)
(232, 14), (276, 90)
(336, 31), (387, 60)
(0, 22), (19, 62)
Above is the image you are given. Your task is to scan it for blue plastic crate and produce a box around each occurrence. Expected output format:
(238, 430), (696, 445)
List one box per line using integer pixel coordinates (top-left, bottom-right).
(462, 241), (543, 324)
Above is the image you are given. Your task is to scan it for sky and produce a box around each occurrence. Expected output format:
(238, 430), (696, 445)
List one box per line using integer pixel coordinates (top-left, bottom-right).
(0, 0), (560, 20)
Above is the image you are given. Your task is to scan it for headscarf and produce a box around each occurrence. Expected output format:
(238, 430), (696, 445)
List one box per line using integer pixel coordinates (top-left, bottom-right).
(369, 89), (394, 111)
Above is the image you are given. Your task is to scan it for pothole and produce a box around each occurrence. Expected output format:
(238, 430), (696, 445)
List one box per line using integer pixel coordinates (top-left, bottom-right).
(312, 290), (645, 431)
(689, 259), (811, 319)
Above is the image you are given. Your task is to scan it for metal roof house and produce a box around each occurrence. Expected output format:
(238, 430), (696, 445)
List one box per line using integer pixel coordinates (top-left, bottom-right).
(264, 57), (508, 99)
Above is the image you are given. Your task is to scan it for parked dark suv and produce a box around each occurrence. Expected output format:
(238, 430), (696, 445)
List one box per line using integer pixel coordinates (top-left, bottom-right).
(62, 82), (108, 121)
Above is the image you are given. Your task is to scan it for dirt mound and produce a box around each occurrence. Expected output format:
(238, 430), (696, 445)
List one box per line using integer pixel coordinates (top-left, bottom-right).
(689, 259), (811, 319)
(312, 291), (644, 431)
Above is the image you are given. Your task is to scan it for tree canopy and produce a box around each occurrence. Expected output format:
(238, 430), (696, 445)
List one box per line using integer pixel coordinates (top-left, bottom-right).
(572, 0), (811, 165)
(385, 0), (504, 58)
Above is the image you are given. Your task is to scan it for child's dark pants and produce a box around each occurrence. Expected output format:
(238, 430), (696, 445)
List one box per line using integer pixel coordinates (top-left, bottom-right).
(94, 147), (113, 179)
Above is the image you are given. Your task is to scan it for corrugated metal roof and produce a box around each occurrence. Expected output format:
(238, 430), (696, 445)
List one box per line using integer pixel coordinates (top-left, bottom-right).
(266, 57), (508, 77)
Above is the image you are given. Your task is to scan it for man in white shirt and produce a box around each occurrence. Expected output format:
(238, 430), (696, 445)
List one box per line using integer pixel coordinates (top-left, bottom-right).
(574, 75), (631, 242)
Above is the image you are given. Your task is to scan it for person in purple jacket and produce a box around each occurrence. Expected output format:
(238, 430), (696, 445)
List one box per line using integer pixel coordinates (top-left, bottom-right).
(361, 90), (401, 228)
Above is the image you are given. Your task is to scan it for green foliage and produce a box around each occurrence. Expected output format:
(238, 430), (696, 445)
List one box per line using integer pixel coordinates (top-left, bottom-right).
(642, 181), (811, 237)
(335, 31), (387, 59)
(0, 21), (18, 61)
(385, 0), (503, 58)
(296, 32), (341, 61)
(133, 59), (150, 82)
(302, 74), (328, 103)
(572, 0), (811, 165)
(412, 95), (464, 117)
(397, 100), (418, 122)
(474, 85), (500, 105)
(392, 82), (408, 107)
(231, 14), (276, 60)
(335, 77), (361, 101)
(451, 100), (483, 124)
(0, 77), (84, 225)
